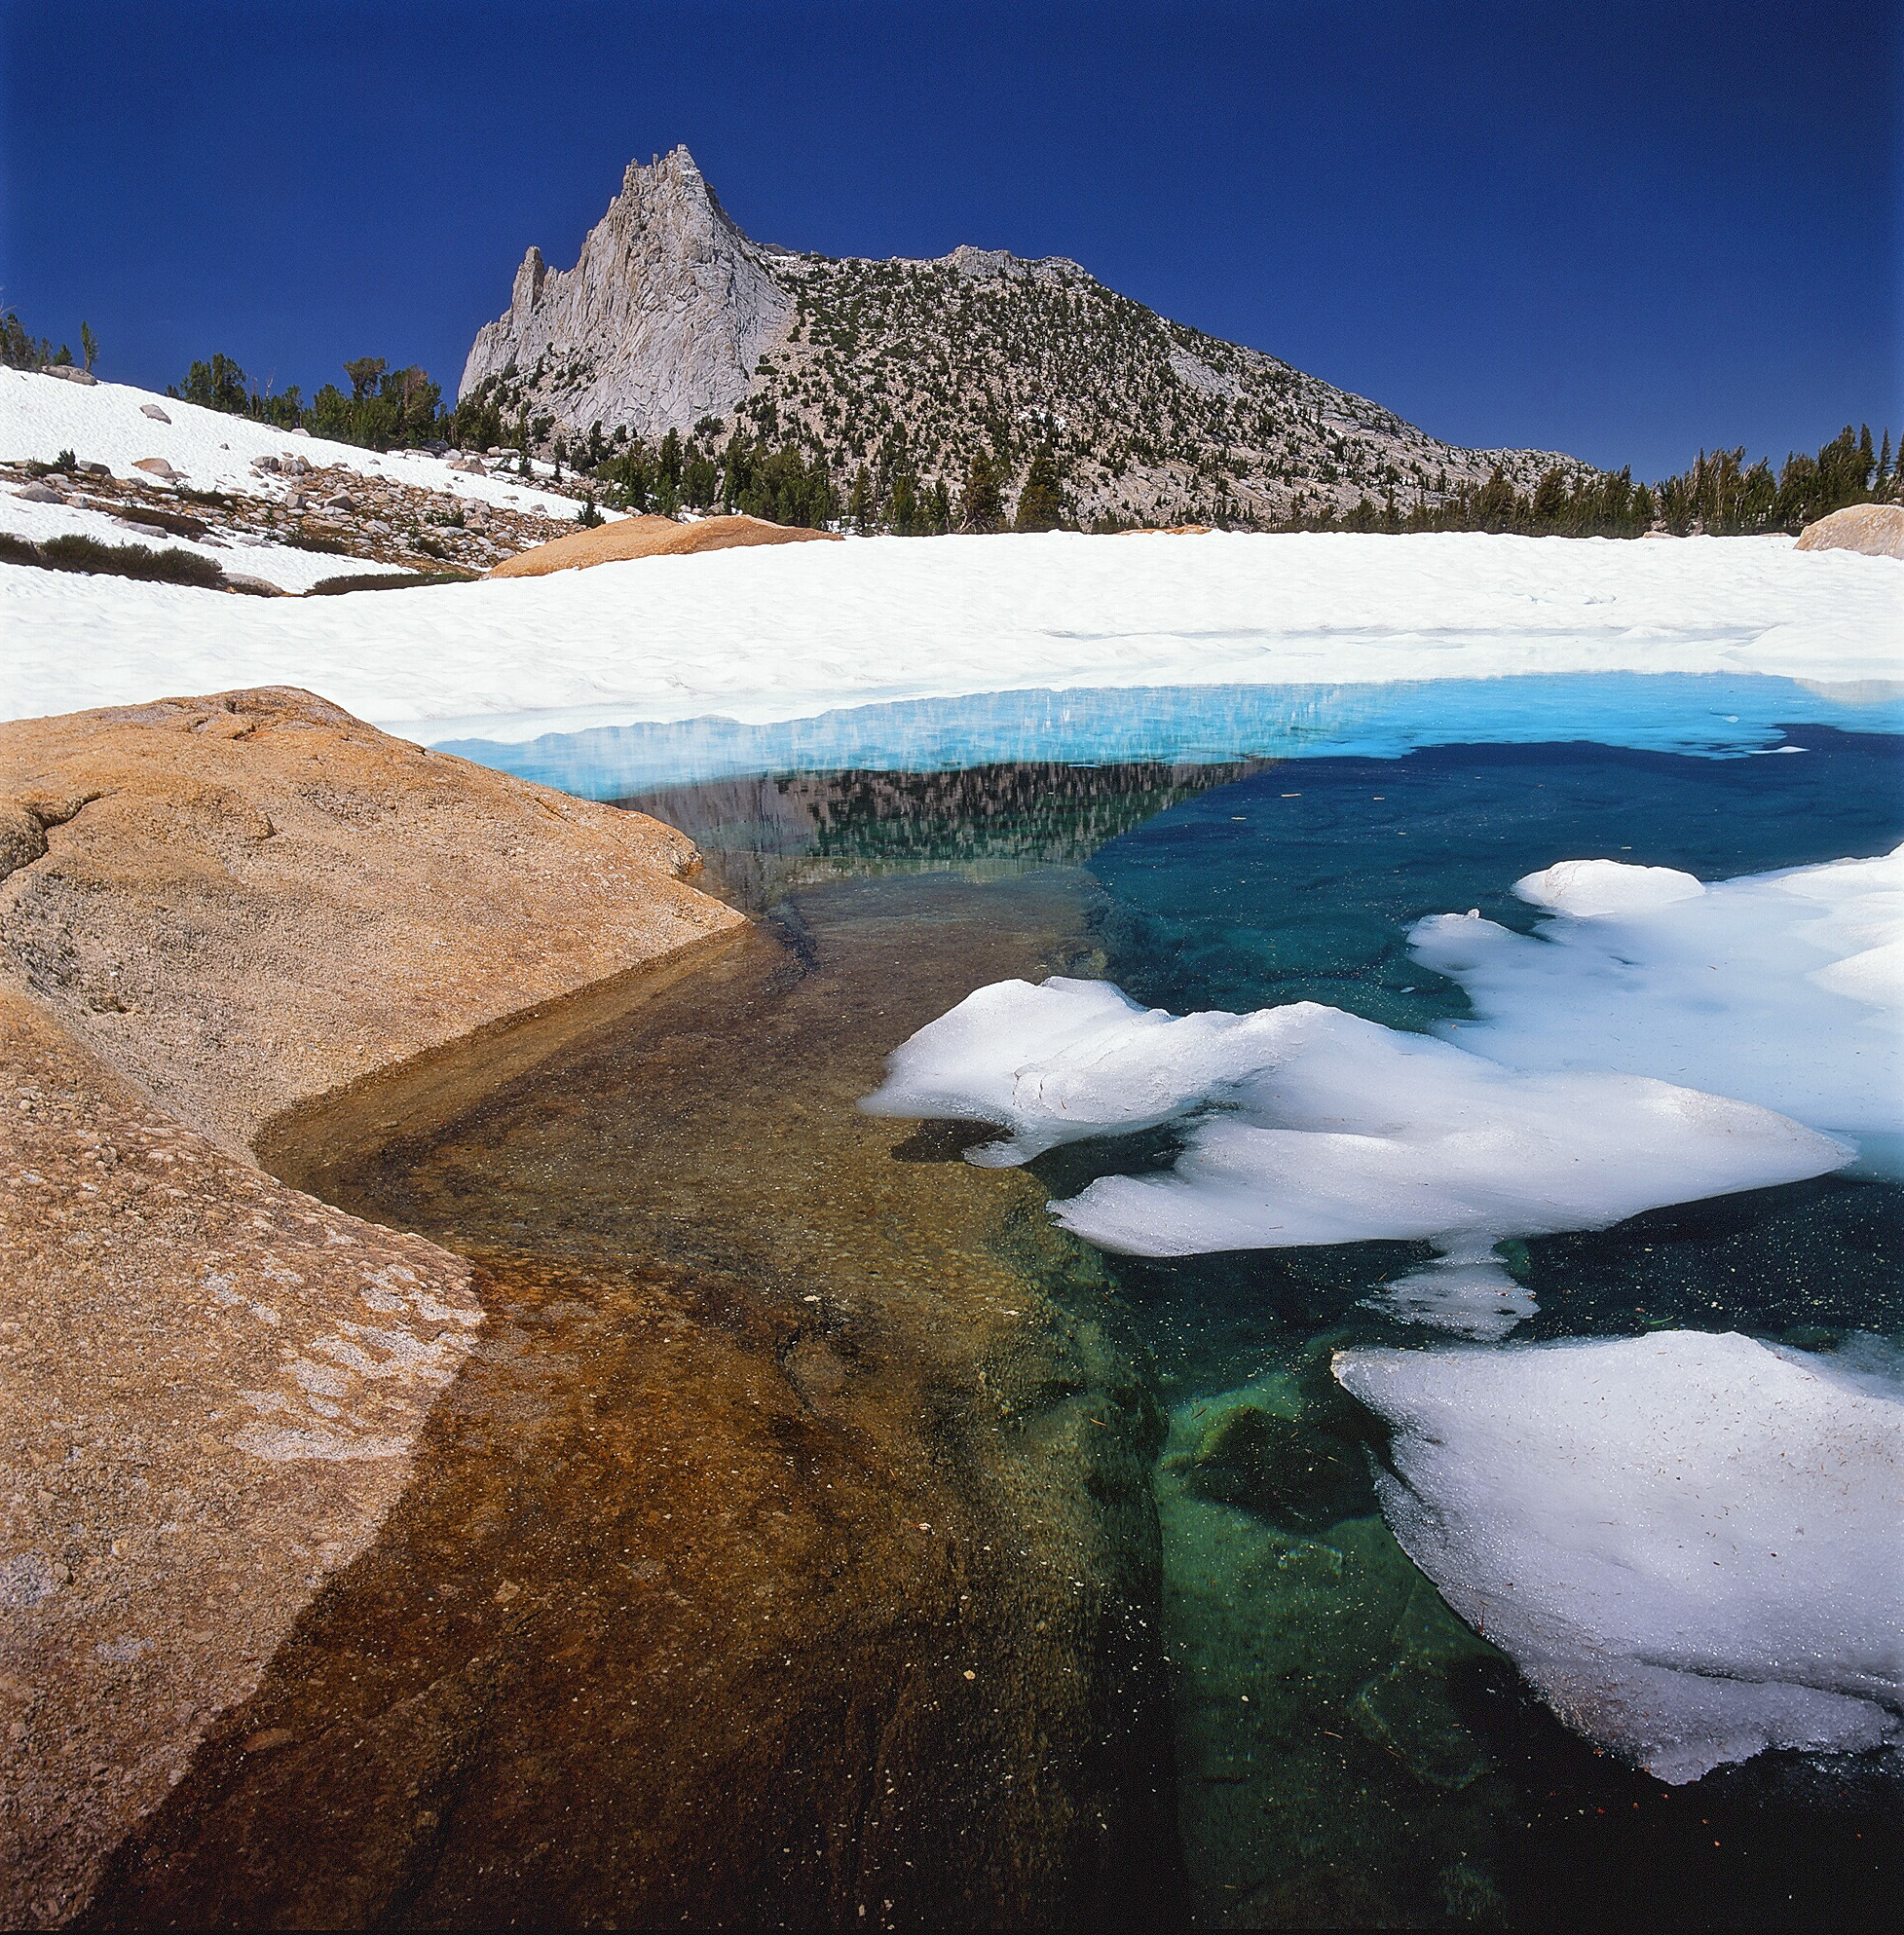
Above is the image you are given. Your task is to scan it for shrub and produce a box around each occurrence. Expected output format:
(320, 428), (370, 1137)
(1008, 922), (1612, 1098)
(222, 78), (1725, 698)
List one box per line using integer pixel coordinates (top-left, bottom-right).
(40, 534), (227, 586)
(305, 570), (477, 595)
(2, 532), (229, 587)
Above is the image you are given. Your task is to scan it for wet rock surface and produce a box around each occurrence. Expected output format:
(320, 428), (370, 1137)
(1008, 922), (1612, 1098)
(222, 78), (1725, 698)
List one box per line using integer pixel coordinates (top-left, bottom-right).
(0, 689), (749, 1924)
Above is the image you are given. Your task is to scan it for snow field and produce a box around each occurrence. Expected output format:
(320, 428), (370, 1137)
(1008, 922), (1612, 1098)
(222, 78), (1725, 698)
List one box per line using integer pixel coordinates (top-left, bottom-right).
(3, 493), (1899, 735)
(1333, 1331), (1904, 1783)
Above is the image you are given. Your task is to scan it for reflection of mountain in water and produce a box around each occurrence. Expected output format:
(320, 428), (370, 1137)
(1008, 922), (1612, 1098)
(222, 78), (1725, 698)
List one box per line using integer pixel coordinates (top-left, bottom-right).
(621, 760), (1263, 909)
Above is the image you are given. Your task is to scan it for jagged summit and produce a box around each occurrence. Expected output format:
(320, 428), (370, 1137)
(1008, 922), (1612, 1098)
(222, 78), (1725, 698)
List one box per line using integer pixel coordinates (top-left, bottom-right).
(460, 148), (1585, 527)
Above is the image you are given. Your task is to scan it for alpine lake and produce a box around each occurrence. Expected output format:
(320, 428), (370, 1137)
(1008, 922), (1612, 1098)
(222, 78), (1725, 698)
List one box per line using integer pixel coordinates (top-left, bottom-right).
(93, 679), (1903, 1929)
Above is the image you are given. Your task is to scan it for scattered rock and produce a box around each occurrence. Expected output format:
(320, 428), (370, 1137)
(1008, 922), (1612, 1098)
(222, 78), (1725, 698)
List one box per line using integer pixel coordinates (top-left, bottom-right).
(1794, 502), (1904, 559)
(140, 402), (171, 423)
(16, 483), (62, 503)
(251, 456), (282, 474)
(78, 461), (111, 478)
(131, 457), (179, 480)
(223, 573), (285, 597)
(325, 494), (356, 512)
(40, 363), (98, 385)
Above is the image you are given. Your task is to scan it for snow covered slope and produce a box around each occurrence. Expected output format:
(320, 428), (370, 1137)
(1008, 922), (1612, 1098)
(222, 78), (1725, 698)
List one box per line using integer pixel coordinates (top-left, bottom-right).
(0, 366), (584, 516)
(3, 520), (1896, 735)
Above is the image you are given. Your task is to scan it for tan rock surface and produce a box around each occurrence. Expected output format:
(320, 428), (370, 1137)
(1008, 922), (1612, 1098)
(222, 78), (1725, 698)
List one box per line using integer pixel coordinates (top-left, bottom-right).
(486, 510), (840, 578)
(0, 688), (748, 1924)
(0, 985), (483, 1926)
(1793, 502), (1904, 558)
(0, 687), (745, 1158)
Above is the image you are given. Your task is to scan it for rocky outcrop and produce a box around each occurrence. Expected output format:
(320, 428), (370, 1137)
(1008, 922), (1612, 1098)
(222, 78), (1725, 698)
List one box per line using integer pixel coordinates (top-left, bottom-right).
(0, 986), (483, 1927)
(459, 145), (1589, 528)
(486, 509), (840, 577)
(0, 689), (746, 1924)
(0, 688), (744, 1158)
(459, 145), (795, 444)
(1794, 502), (1904, 558)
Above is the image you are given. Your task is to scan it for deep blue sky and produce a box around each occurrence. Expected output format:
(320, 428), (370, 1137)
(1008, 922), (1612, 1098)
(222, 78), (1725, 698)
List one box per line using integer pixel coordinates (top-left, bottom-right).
(3, 1), (1897, 477)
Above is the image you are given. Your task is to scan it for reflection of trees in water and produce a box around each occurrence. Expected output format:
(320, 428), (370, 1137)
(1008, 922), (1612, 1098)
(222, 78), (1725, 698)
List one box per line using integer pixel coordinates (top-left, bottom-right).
(621, 760), (1263, 908)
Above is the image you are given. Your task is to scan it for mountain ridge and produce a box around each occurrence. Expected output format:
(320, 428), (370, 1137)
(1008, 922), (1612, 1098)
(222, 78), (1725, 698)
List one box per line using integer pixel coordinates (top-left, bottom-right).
(460, 145), (1588, 529)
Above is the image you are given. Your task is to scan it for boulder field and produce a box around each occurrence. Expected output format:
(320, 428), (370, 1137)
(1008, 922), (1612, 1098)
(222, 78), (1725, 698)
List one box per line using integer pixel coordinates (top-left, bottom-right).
(0, 690), (1176, 1927)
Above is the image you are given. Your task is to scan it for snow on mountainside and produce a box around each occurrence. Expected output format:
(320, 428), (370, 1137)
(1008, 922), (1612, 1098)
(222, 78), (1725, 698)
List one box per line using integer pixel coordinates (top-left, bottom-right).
(460, 145), (1589, 531)
(0, 366), (612, 588)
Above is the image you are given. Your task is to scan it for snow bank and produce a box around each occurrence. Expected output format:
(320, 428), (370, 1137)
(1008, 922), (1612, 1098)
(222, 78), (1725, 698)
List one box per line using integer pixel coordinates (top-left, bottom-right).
(1412, 844), (1904, 1147)
(861, 978), (1848, 1333)
(1334, 1331), (1904, 1782)
(2, 487), (1897, 733)
(0, 365), (589, 518)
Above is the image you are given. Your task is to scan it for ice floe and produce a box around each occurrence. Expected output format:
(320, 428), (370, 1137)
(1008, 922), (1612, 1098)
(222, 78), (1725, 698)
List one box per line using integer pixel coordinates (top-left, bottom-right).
(861, 977), (1850, 1335)
(1334, 1330), (1904, 1782)
(1411, 844), (1904, 1152)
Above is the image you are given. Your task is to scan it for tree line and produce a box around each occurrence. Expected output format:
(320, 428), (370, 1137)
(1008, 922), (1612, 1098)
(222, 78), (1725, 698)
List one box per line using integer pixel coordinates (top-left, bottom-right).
(6, 300), (1894, 540)
(1272, 424), (1897, 539)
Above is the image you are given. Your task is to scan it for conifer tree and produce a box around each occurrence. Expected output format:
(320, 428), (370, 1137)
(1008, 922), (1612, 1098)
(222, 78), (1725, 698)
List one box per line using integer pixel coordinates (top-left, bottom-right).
(1013, 446), (1064, 532)
(849, 465), (875, 535)
(959, 451), (1004, 533)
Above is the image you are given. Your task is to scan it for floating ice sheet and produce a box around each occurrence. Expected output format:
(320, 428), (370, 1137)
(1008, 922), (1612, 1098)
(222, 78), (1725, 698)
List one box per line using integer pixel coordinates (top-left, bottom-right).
(860, 978), (1850, 1312)
(1411, 843), (1904, 1144)
(1334, 1330), (1904, 1782)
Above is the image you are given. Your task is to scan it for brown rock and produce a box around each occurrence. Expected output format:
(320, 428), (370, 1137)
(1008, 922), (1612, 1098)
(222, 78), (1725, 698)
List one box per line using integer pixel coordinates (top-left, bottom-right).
(0, 984), (483, 1926)
(0, 687), (744, 1158)
(0, 688), (748, 1924)
(129, 458), (176, 480)
(1793, 502), (1904, 558)
(486, 511), (841, 578)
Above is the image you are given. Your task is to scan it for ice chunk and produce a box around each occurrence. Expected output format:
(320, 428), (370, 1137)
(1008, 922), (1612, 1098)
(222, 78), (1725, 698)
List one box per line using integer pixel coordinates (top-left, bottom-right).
(1334, 1331), (1904, 1782)
(1513, 857), (1705, 916)
(862, 975), (1296, 1165)
(1411, 843), (1904, 1141)
(862, 980), (1851, 1275)
(1362, 1238), (1538, 1342)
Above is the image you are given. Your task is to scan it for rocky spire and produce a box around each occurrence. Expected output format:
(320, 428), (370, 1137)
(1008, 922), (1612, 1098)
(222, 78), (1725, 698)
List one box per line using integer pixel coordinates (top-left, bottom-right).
(458, 145), (794, 440)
